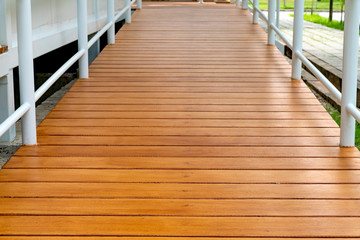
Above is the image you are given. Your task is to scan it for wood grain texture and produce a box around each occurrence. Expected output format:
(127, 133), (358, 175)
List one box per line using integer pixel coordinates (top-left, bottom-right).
(1, 1), (360, 238)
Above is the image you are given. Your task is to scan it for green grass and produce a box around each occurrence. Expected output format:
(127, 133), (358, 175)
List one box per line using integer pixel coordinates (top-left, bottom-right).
(256, 0), (344, 11)
(303, 13), (344, 30)
(325, 106), (360, 150)
(289, 13), (345, 31)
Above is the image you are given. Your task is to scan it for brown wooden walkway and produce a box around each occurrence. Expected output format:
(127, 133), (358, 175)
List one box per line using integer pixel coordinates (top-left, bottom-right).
(1, 1), (360, 238)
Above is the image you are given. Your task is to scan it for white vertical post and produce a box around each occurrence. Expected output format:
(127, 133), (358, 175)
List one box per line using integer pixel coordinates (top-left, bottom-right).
(0, 0), (16, 142)
(125, 0), (131, 23)
(93, 0), (100, 56)
(267, 0), (276, 45)
(107, 0), (115, 44)
(242, 0), (248, 9)
(236, 0), (241, 7)
(340, 0), (360, 147)
(16, 0), (37, 145)
(253, 0), (259, 23)
(0, 72), (16, 142)
(276, 0), (280, 28)
(291, 0), (304, 80)
(137, 0), (142, 9)
(77, 0), (89, 78)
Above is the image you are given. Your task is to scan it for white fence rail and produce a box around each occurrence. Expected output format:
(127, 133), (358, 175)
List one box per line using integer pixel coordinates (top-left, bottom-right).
(0, 0), (141, 145)
(240, 0), (360, 147)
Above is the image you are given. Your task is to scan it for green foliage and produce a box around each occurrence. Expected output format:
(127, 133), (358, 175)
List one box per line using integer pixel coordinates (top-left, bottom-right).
(256, 0), (344, 10)
(289, 13), (345, 31)
(303, 13), (345, 30)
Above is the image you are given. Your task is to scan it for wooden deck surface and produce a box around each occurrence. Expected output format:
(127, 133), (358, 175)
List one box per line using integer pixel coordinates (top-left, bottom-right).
(2, 1), (360, 238)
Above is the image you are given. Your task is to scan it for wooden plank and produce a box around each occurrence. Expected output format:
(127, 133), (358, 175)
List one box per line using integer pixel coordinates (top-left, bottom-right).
(38, 125), (340, 136)
(5, 157), (360, 170)
(62, 92), (317, 99)
(46, 111), (332, 120)
(68, 87), (309, 93)
(13, 146), (360, 158)
(58, 98), (322, 105)
(0, 238), (357, 240)
(53, 105), (324, 112)
(1, 182), (360, 199)
(38, 119), (339, 128)
(72, 81), (305, 87)
(71, 77), (296, 82)
(1, 169), (359, 183)
(1, 198), (360, 216)
(36, 136), (340, 147)
(1, 216), (360, 236)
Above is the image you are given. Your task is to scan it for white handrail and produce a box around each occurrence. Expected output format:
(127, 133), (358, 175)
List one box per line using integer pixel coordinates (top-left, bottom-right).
(0, 103), (30, 137)
(115, 6), (131, 22)
(270, 23), (292, 49)
(35, 49), (85, 101)
(88, 22), (114, 49)
(346, 104), (360, 124)
(295, 50), (342, 103)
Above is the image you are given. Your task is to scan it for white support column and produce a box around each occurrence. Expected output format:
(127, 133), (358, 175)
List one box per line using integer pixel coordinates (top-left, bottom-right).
(291, 0), (304, 80)
(93, 0), (100, 55)
(242, 0), (248, 10)
(340, 0), (360, 147)
(0, 0), (15, 142)
(253, 0), (259, 24)
(0, 72), (16, 142)
(125, 0), (131, 23)
(16, 0), (37, 145)
(137, 0), (142, 9)
(275, 0), (280, 41)
(267, 0), (276, 45)
(276, 0), (280, 28)
(107, 0), (115, 44)
(77, 0), (89, 78)
(236, 0), (241, 7)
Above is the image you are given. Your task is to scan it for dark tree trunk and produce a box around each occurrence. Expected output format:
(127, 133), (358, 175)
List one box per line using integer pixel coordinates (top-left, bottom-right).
(329, 0), (334, 21)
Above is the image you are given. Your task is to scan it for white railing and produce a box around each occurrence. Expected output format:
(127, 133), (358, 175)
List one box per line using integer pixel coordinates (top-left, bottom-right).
(237, 0), (360, 147)
(0, 0), (141, 145)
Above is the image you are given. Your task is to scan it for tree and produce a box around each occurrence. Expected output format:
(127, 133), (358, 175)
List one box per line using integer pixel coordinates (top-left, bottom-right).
(329, 0), (334, 21)
(340, 0), (345, 23)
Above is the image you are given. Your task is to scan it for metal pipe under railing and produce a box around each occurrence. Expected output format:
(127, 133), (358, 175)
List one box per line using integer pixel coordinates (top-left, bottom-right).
(0, 103), (30, 138)
(295, 50), (342, 103)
